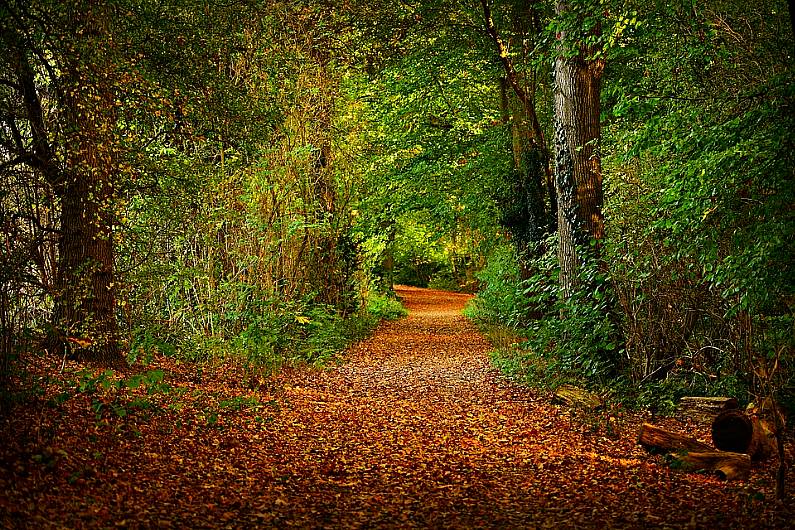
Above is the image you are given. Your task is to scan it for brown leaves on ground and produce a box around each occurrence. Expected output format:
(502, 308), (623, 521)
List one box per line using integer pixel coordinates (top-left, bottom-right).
(1, 286), (792, 528)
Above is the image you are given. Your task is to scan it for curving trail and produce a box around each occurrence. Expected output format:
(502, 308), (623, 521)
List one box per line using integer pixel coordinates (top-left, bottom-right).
(2, 286), (789, 528)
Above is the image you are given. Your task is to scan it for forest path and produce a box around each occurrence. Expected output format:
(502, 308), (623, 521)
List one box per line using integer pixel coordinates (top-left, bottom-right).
(252, 286), (748, 528)
(3, 287), (779, 528)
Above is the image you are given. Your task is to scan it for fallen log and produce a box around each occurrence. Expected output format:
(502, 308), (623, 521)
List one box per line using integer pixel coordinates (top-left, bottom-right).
(638, 423), (712, 453)
(553, 385), (602, 410)
(711, 409), (775, 461)
(678, 396), (738, 422)
(673, 451), (751, 481)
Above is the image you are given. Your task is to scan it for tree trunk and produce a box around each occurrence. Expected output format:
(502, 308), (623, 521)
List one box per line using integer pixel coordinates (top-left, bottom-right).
(673, 451), (751, 481)
(711, 409), (775, 461)
(307, 47), (349, 312)
(553, 2), (605, 298)
(4, 1), (121, 365)
(51, 2), (121, 365)
(483, 1), (554, 259)
(52, 175), (119, 363)
(638, 423), (713, 453)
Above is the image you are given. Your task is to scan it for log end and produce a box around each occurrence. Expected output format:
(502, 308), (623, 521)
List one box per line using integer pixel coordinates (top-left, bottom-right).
(712, 409), (753, 454)
(711, 409), (775, 460)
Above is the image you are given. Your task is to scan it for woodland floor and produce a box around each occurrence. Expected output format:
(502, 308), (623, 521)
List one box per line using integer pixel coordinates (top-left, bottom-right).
(1, 286), (793, 528)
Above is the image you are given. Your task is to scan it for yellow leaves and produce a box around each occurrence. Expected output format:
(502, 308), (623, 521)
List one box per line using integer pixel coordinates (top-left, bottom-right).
(294, 315), (311, 325)
(702, 205), (717, 221)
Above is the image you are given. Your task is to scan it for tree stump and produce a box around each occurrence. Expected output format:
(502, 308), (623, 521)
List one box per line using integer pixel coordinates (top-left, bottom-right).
(638, 423), (713, 453)
(673, 451), (751, 481)
(711, 409), (774, 461)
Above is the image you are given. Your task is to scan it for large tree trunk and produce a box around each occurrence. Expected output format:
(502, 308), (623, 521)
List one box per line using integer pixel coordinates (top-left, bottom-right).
(4, 2), (121, 365)
(552, 2), (605, 297)
(52, 174), (119, 363)
(51, 2), (121, 365)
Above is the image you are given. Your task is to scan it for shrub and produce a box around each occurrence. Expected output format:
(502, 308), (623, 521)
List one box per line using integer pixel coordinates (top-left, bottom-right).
(463, 245), (529, 329)
(366, 291), (408, 321)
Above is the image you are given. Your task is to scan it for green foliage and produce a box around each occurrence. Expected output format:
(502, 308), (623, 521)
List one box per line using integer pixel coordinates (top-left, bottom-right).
(47, 368), (171, 424)
(470, 239), (622, 388)
(599, 0), (794, 407)
(366, 292), (408, 321)
(463, 245), (529, 329)
(521, 247), (622, 387)
(352, 7), (510, 293)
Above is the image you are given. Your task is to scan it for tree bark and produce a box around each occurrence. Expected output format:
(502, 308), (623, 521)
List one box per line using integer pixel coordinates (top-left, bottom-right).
(673, 451), (751, 481)
(305, 37), (356, 314)
(638, 423), (713, 453)
(677, 396), (739, 422)
(50, 2), (121, 365)
(553, 2), (605, 297)
(553, 384), (602, 410)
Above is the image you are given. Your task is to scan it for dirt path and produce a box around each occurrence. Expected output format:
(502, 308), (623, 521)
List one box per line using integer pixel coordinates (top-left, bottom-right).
(243, 286), (782, 528)
(2, 286), (790, 528)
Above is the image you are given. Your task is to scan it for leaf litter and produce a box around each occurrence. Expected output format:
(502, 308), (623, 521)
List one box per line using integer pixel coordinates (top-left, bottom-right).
(1, 286), (792, 528)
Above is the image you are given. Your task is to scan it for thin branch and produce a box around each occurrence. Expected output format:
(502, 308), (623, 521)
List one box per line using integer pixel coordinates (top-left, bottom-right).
(479, 0), (546, 151)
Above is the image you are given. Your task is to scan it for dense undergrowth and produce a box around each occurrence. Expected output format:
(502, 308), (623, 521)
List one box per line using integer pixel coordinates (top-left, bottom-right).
(467, 236), (792, 415)
(462, 1), (794, 419)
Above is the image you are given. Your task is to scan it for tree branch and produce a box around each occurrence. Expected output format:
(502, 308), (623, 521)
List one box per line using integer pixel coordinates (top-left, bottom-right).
(480, 0), (546, 151)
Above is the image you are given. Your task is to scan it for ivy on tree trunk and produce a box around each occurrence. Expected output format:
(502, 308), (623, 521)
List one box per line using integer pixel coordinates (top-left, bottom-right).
(552, 0), (605, 298)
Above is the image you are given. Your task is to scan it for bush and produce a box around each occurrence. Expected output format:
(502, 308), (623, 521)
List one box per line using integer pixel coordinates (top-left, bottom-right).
(366, 291), (408, 321)
(463, 245), (529, 329)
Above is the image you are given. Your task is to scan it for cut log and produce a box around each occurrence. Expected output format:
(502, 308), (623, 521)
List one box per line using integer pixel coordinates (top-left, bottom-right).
(638, 423), (713, 453)
(553, 385), (602, 410)
(673, 451), (751, 481)
(678, 396), (738, 421)
(711, 409), (775, 461)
